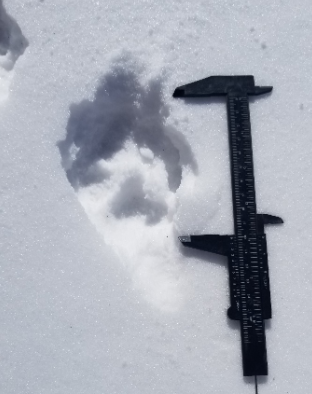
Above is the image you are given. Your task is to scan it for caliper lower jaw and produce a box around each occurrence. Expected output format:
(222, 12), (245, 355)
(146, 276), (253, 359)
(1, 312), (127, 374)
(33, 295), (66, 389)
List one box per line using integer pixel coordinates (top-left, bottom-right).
(179, 213), (283, 322)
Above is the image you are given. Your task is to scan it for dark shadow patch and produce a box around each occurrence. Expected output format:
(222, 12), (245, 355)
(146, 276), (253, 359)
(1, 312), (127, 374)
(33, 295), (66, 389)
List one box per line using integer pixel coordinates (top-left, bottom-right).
(110, 174), (168, 225)
(227, 318), (240, 330)
(0, 1), (28, 70)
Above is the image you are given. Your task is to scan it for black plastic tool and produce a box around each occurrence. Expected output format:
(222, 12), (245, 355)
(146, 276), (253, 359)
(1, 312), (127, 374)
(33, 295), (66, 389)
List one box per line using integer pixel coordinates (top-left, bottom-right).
(173, 76), (283, 378)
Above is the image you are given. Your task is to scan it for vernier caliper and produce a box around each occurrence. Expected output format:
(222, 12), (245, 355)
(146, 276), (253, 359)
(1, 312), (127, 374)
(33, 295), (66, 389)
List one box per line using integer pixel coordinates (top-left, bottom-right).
(173, 76), (283, 391)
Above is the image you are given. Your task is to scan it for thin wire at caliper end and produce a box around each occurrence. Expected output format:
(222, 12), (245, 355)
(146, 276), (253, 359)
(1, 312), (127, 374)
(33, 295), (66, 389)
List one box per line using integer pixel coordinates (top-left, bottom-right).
(255, 375), (259, 394)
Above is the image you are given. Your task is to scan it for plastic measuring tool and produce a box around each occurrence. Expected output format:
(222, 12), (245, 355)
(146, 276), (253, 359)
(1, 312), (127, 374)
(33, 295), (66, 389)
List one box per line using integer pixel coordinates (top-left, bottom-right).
(173, 76), (283, 379)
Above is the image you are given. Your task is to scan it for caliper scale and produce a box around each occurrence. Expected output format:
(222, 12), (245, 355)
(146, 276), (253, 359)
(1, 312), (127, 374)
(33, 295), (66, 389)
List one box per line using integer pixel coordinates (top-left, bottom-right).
(173, 76), (283, 385)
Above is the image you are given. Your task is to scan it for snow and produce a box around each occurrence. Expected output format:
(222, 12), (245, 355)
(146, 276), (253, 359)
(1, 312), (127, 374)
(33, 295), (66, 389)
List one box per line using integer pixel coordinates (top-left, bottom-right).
(1, 0), (312, 393)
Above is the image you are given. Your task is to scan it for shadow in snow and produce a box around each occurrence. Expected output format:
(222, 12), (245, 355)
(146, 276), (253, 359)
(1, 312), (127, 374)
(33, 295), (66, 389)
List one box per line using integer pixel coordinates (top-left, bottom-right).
(58, 56), (197, 193)
(0, 1), (28, 70)
(110, 174), (168, 225)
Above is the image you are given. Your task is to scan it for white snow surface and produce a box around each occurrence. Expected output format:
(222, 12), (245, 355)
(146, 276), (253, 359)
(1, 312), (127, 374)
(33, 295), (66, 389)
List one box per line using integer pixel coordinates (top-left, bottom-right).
(1, 0), (312, 393)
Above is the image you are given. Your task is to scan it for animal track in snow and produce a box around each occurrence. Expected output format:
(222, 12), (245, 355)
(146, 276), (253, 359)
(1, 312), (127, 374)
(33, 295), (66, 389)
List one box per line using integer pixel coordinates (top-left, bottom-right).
(59, 53), (197, 311)
(0, 1), (28, 102)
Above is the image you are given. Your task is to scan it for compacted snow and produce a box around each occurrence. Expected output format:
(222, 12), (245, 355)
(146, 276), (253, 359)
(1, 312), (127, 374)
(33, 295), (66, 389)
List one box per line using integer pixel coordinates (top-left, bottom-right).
(1, 1), (312, 393)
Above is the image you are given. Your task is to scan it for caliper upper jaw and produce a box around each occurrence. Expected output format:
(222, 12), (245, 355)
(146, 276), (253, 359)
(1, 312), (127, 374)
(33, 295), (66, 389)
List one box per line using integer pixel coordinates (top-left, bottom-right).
(173, 75), (272, 98)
